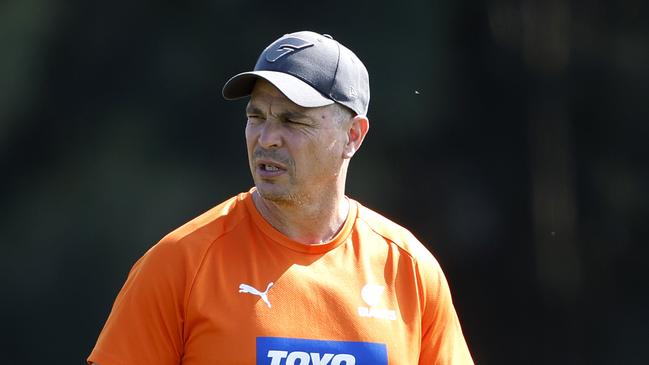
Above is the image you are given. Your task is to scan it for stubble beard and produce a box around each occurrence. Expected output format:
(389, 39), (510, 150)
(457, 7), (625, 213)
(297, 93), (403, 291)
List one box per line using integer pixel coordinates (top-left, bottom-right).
(255, 176), (309, 207)
(251, 148), (307, 206)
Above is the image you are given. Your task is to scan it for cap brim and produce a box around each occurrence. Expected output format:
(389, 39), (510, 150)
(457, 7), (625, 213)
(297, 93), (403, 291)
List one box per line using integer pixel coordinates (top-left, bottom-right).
(222, 70), (334, 108)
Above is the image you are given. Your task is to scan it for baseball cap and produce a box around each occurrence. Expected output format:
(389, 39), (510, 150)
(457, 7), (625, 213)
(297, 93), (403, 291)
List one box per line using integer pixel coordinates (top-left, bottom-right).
(222, 31), (370, 116)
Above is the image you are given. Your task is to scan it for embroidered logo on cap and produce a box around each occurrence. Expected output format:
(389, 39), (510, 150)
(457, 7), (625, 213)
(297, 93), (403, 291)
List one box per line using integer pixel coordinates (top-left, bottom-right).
(265, 37), (314, 62)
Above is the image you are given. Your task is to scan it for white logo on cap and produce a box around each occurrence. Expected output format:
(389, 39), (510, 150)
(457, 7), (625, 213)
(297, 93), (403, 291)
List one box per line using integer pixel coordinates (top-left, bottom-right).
(265, 37), (314, 62)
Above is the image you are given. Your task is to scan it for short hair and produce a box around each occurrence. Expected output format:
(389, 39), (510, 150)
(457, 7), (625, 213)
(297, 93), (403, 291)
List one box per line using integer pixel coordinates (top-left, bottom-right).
(333, 103), (355, 125)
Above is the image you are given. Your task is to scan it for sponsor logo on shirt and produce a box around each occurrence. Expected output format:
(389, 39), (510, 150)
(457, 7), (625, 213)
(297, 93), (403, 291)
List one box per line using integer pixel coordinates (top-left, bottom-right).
(256, 337), (387, 365)
(357, 284), (396, 321)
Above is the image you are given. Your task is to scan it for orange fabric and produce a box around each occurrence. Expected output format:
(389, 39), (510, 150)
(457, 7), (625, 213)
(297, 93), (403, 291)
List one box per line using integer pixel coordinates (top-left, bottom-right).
(88, 189), (473, 364)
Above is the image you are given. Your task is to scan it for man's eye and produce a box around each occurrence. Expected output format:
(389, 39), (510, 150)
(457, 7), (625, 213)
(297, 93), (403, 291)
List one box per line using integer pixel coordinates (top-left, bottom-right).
(285, 118), (304, 125)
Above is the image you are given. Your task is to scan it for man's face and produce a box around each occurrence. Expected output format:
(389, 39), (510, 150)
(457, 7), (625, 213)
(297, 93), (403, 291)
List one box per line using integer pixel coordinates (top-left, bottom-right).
(245, 80), (348, 205)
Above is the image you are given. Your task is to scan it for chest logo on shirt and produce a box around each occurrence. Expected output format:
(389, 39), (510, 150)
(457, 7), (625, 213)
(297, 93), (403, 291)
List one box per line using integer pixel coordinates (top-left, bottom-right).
(357, 284), (396, 321)
(257, 337), (388, 365)
(239, 282), (274, 308)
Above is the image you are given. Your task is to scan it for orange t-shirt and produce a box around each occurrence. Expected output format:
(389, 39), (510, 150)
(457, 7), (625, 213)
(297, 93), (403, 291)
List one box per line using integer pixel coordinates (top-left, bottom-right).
(88, 189), (473, 364)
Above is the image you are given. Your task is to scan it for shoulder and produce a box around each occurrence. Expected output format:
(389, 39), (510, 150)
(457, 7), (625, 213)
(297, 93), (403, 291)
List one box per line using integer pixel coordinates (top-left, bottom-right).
(164, 192), (248, 245)
(137, 192), (251, 272)
(354, 201), (440, 268)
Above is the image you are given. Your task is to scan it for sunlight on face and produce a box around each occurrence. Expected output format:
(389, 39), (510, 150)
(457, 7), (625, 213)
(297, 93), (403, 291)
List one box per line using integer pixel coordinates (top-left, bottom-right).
(245, 80), (349, 206)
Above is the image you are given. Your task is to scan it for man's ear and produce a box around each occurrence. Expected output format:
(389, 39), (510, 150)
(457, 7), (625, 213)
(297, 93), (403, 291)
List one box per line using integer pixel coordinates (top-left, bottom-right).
(343, 115), (369, 159)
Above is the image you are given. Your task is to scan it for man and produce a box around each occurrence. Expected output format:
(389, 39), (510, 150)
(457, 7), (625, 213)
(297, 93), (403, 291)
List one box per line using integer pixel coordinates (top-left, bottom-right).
(88, 30), (473, 364)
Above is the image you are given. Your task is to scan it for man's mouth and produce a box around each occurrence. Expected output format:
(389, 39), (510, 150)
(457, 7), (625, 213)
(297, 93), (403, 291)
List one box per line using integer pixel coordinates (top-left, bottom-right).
(261, 164), (282, 172)
(256, 160), (287, 176)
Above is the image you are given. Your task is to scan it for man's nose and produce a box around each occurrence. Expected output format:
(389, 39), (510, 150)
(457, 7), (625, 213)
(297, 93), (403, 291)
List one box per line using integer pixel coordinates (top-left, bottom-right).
(258, 119), (283, 149)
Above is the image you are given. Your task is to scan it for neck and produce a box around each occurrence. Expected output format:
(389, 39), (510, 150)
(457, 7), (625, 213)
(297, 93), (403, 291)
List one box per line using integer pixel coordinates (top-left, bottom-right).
(252, 188), (350, 244)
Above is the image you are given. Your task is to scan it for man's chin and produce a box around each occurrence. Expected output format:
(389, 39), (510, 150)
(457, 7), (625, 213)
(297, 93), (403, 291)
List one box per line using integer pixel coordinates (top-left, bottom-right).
(256, 185), (288, 201)
(255, 185), (303, 206)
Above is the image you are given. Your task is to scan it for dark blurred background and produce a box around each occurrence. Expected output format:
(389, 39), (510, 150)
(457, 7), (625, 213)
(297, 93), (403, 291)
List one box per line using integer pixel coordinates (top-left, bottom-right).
(1, 0), (648, 363)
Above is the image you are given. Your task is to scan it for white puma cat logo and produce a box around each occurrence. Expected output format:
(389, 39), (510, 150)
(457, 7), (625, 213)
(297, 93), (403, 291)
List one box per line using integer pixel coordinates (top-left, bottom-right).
(238, 282), (274, 308)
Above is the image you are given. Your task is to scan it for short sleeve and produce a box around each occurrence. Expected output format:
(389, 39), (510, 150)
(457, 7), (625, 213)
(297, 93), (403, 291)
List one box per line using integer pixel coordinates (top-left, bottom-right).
(87, 239), (189, 365)
(418, 255), (474, 365)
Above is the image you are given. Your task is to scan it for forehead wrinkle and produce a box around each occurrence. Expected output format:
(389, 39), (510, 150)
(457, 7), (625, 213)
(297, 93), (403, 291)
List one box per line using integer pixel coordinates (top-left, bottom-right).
(250, 84), (287, 112)
(250, 91), (318, 123)
(249, 80), (338, 125)
(250, 80), (293, 109)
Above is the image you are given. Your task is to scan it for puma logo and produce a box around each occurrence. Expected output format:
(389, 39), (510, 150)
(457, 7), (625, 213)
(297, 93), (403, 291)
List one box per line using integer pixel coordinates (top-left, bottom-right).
(239, 282), (274, 308)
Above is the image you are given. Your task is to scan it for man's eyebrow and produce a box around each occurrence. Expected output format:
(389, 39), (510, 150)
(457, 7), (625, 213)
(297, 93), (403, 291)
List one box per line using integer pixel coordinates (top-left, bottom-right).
(246, 103), (314, 122)
(246, 104), (263, 115)
(278, 110), (312, 121)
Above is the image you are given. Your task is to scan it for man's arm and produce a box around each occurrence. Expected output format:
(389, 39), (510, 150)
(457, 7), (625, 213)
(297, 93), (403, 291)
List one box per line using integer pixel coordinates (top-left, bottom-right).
(87, 238), (187, 365)
(418, 254), (474, 364)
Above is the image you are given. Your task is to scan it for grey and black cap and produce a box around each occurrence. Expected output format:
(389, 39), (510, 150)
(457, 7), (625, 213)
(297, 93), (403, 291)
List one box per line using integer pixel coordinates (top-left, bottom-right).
(222, 31), (370, 116)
